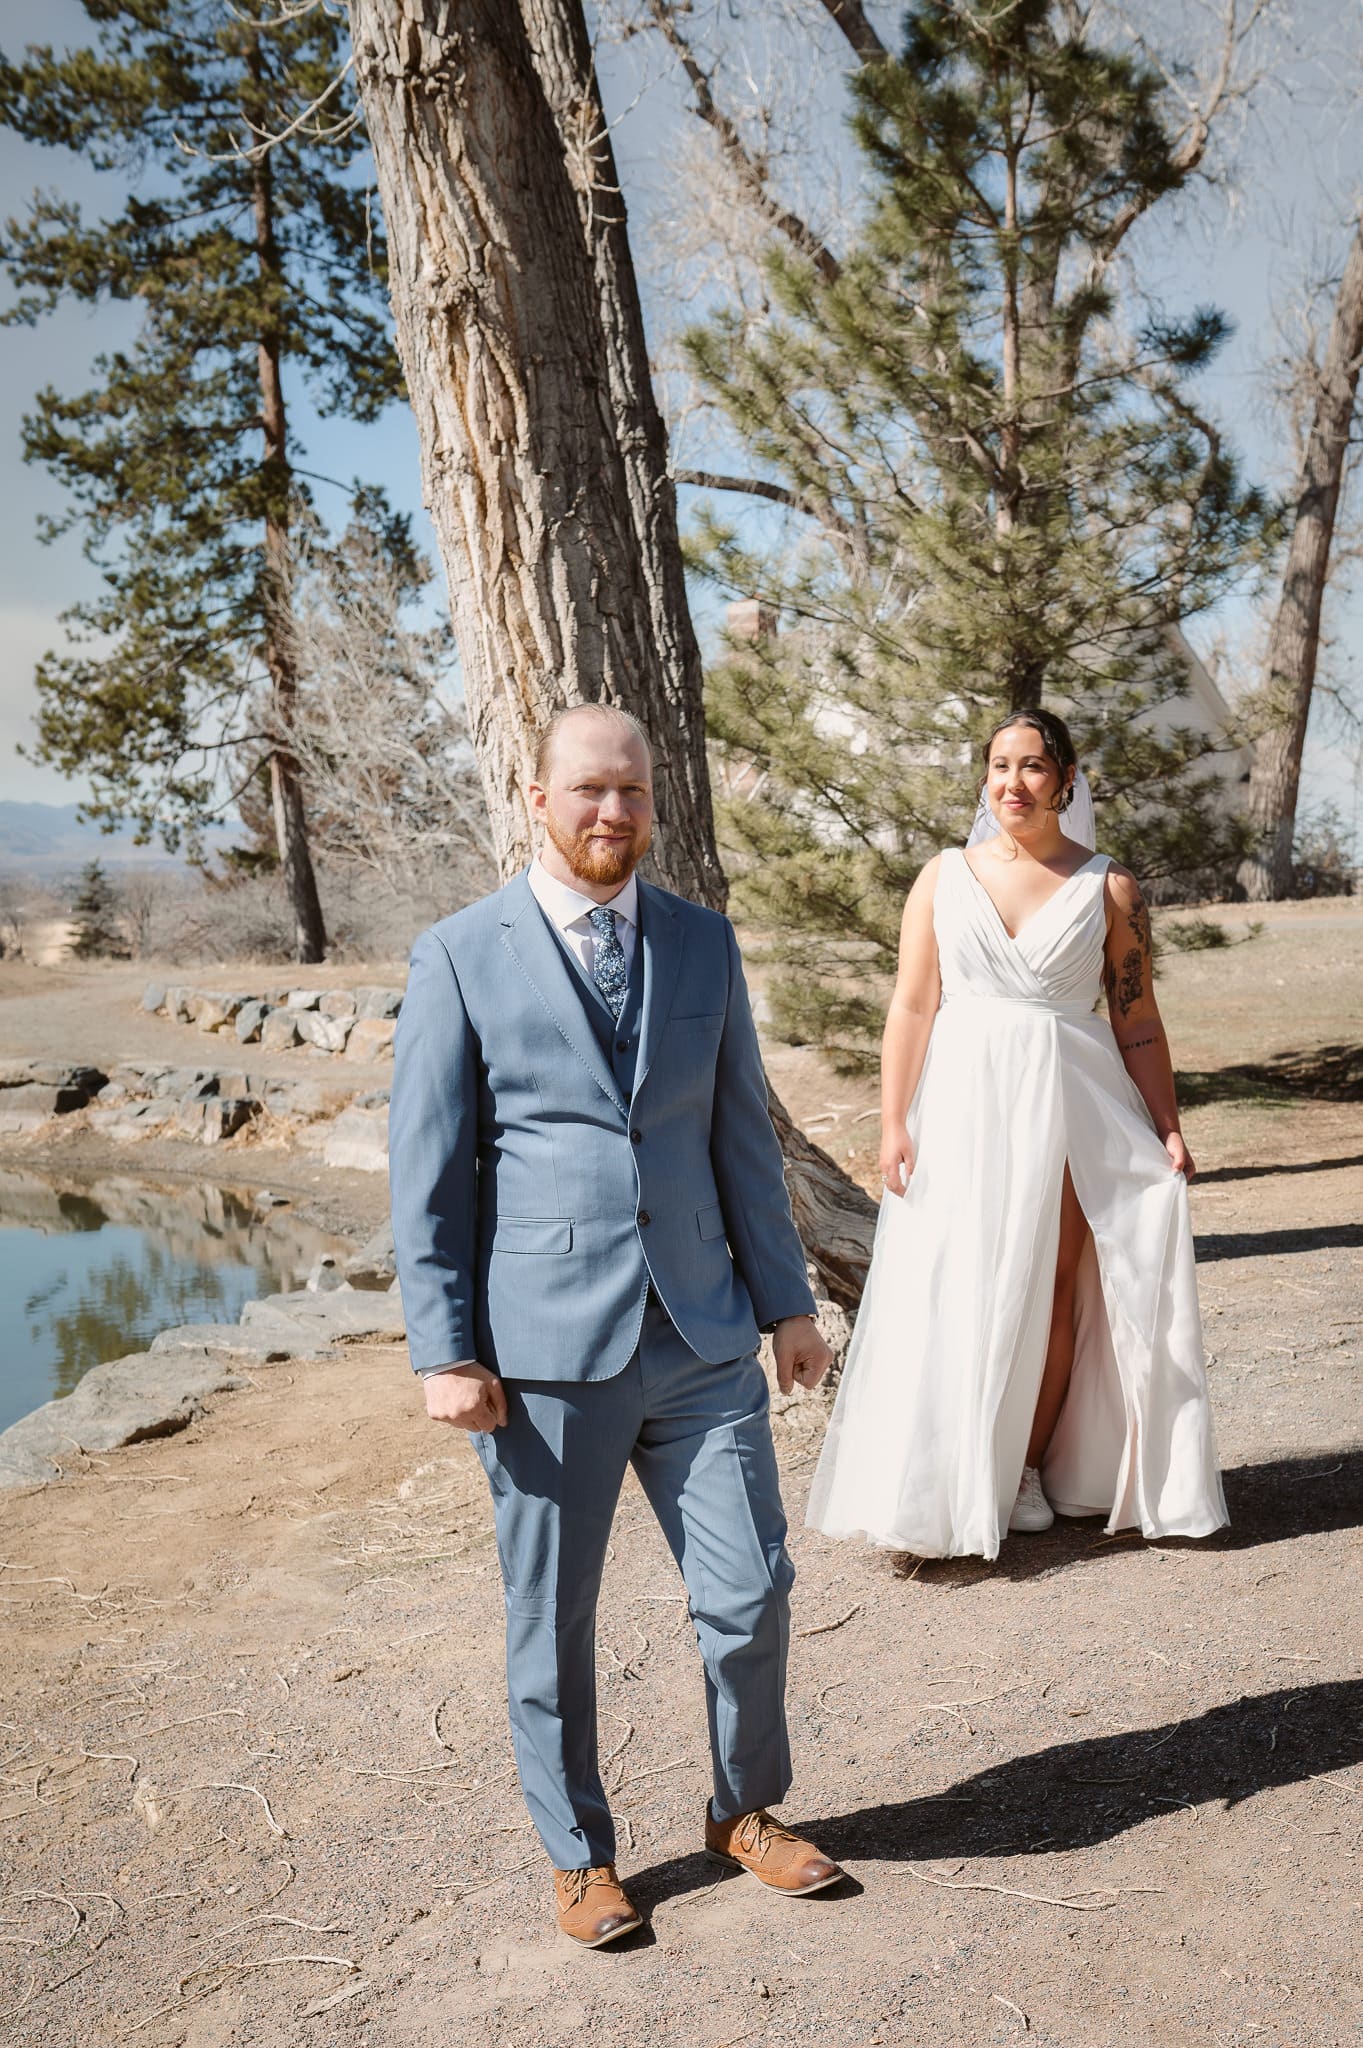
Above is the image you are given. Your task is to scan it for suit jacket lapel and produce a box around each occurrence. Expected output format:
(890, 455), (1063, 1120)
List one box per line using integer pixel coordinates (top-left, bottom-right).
(499, 872), (628, 1117)
(633, 879), (683, 1099)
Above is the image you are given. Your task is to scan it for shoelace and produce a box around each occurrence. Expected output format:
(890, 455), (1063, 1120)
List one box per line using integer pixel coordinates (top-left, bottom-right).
(733, 1810), (797, 1858)
(560, 1865), (613, 1907)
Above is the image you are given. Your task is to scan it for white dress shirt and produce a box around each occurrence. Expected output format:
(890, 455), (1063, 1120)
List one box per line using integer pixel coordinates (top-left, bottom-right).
(527, 857), (639, 983)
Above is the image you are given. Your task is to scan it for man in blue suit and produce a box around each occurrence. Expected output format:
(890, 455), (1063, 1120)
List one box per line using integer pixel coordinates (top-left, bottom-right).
(389, 703), (841, 1945)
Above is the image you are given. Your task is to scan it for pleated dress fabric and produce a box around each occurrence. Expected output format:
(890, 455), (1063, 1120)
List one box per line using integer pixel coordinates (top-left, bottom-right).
(805, 847), (1229, 1561)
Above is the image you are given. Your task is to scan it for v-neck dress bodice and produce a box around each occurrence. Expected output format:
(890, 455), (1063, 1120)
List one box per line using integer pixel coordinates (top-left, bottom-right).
(806, 848), (1227, 1560)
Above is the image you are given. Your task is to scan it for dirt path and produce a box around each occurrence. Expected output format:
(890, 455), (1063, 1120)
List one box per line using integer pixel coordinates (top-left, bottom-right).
(1, 908), (1360, 2046)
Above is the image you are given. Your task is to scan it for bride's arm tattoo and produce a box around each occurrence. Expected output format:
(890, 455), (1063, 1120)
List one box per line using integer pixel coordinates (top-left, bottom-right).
(1105, 884), (1151, 1017)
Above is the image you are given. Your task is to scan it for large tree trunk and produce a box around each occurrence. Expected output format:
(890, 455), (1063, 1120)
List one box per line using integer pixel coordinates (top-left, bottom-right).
(349, 0), (876, 1305)
(249, 63), (327, 964)
(1239, 213), (1363, 902)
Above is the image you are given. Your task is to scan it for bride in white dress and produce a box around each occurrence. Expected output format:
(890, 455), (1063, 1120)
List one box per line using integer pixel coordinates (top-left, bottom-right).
(806, 709), (1228, 1560)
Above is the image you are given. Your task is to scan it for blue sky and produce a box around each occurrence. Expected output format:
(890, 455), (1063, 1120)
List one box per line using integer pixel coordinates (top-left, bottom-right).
(1, 0), (1359, 853)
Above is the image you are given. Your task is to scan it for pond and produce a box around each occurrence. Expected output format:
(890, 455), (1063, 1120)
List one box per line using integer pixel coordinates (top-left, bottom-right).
(0, 1170), (351, 1435)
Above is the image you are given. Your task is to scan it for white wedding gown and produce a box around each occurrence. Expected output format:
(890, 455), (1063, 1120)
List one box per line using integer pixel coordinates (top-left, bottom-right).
(806, 847), (1229, 1560)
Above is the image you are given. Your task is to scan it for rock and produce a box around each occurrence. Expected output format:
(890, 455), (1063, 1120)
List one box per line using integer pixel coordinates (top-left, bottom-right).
(319, 990), (357, 1020)
(149, 1324), (309, 1363)
(164, 985), (195, 1022)
(342, 1016), (396, 1061)
(260, 1009), (302, 1051)
(0, 1063), (106, 1097)
(354, 986), (404, 1020)
(298, 1012), (352, 1054)
(196, 992), (246, 1033)
(153, 1067), (216, 1099)
(141, 981), (168, 1013)
(0, 1351), (244, 1489)
(234, 998), (271, 1044)
(242, 1287), (405, 1343)
(355, 1089), (391, 1109)
(176, 1095), (260, 1143)
(87, 1101), (177, 1141)
(252, 1189), (289, 1213)
(0, 1082), (92, 1131)
(285, 988), (326, 1012)
(322, 1103), (389, 1173)
(261, 1077), (347, 1119)
(344, 1223), (396, 1288)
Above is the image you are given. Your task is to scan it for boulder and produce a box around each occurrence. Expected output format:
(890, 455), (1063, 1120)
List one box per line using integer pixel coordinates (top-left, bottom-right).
(149, 1323), (307, 1363)
(344, 1223), (396, 1288)
(319, 990), (357, 1020)
(298, 1012), (352, 1054)
(242, 1287), (405, 1343)
(305, 1253), (346, 1292)
(176, 1095), (260, 1143)
(343, 1016), (396, 1061)
(234, 998), (271, 1044)
(141, 981), (168, 1013)
(164, 985), (195, 1022)
(260, 1009), (302, 1051)
(354, 985), (404, 1020)
(154, 1067), (217, 1099)
(322, 1103), (389, 1173)
(0, 1082), (92, 1131)
(285, 988), (326, 1012)
(0, 1350), (244, 1490)
(195, 992), (244, 1033)
(86, 1100), (177, 1141)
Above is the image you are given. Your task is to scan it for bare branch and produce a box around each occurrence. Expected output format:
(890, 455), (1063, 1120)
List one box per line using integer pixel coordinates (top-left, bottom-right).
(673, 465), (857, 536)
(815, 0), (890, 64)
(643, 0), (842, 282)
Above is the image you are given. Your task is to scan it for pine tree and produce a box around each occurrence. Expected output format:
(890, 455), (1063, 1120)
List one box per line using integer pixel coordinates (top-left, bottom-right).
(686, 0), (1276, 1067)
(69, 860), (127, 959)
(0, 2), (401, 962)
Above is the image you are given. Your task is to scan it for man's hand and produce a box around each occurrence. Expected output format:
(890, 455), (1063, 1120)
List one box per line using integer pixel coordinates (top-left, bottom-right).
(422, 1362), (509, 1431)
(772, 1315), (833, 1395)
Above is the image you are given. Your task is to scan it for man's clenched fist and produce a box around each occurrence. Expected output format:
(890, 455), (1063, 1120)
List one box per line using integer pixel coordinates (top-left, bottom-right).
(422, 1362), (509, 1431)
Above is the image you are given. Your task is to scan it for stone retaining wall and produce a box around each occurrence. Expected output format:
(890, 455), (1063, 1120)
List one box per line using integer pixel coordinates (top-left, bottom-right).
(140, 981), (403, 1059)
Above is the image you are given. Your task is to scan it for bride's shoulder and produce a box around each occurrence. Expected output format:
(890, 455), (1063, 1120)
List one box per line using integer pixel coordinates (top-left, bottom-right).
(1100, 859), (1148, 918)
(908, 849), (952, 897)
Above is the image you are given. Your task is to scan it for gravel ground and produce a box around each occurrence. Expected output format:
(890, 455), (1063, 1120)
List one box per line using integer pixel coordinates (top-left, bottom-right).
(0, 905), (1359, 2047)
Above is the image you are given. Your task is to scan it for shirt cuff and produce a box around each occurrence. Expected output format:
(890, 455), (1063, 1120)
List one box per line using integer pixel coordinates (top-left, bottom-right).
(415, 1359), (479, 1378)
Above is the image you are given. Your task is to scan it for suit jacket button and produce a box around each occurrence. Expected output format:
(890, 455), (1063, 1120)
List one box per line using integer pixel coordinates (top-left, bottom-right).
(637, 1210), (651, 1227)
(631, 1128), (643, 1144)
(616, 1039), (629, 1053)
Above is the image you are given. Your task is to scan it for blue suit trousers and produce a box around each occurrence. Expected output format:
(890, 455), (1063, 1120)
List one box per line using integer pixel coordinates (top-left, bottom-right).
(473, 1292), (794, 1869)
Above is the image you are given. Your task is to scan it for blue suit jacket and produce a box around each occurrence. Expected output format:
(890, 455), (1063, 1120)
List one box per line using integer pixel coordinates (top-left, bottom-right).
(388, 870), (816, 1380)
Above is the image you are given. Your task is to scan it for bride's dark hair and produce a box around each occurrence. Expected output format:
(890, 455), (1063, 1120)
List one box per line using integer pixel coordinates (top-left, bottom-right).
(978, 708), (1078, 809)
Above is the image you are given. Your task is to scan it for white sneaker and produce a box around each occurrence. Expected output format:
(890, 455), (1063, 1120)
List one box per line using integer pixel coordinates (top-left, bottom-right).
(1008, 1466), (1055, 1533)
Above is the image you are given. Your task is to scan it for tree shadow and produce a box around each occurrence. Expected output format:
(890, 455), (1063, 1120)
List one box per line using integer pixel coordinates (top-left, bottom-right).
(1196, 1152), (1363, 1187)
(1178, 1042), (1363, 1109)
(626, 1678), (1363, 1905)
(1194, 1221), (1363, 1261)
(883, 1447), (1363, 1589)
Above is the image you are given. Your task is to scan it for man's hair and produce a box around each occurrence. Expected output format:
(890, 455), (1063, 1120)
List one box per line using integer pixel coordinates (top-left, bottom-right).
(532, 703), (654, 787)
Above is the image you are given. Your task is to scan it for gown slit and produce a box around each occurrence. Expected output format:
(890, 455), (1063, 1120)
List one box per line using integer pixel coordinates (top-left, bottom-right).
(806, 847), (1228, 1561)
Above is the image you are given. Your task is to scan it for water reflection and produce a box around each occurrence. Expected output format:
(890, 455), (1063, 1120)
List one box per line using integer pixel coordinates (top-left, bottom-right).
(0, 1172), (350, 1433)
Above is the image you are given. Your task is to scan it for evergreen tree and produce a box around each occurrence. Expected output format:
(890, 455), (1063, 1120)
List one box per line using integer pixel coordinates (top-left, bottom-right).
(69, 860), (127, 959)
(686, 0), (1275, 1068)
(0, 2), (401, 962)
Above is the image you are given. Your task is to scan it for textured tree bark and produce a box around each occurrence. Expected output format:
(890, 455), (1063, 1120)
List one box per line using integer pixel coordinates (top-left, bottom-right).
(1240, 213), (1363, 901)
(250, 61), (327, 964)
(349, 0), (875, 1303)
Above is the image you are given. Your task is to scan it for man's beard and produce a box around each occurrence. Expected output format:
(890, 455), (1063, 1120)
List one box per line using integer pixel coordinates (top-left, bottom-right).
(543, 806), (650, 887)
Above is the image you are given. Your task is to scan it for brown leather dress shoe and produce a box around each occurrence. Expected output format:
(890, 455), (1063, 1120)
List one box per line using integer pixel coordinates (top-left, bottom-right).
(704, 1807), (843, 1895)
(552, 1863), (643, 1947)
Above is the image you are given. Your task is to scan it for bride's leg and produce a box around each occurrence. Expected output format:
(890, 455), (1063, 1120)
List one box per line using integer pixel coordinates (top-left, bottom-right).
(1026, 1165), (1089, 1468)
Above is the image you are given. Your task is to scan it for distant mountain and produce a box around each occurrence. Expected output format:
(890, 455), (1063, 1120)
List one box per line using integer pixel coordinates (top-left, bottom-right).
(0, 802), (235, 876)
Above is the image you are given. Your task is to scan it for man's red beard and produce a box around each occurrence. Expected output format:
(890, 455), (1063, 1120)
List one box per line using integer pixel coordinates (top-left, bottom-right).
(543, 806), (651, 887)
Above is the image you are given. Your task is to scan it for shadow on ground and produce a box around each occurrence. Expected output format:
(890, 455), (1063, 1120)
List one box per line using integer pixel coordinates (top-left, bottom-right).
(1196, 1151), (1363, 1186)
(877, 1448), (1363, 1590)
(1178, 1042), (1363, 1108)
(1194, 1221), (1363, 1261)
(626, 1677), (1363, 1909)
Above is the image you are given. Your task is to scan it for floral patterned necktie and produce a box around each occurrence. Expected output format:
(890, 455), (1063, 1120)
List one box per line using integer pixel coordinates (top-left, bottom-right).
(586, 905), (628, 1018)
